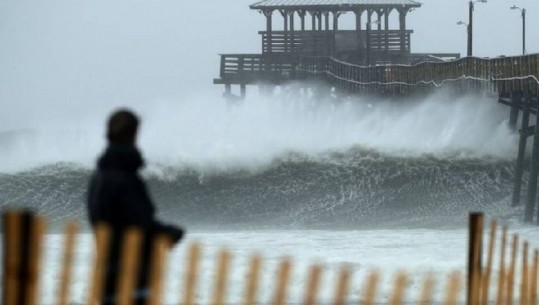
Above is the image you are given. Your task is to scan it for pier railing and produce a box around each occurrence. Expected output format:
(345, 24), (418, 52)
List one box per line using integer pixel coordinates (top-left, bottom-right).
(215, 54), (298, 85)
(2, 210), (539, 305)
(299, 54), (539, 95)
(260, 30), (412, 55)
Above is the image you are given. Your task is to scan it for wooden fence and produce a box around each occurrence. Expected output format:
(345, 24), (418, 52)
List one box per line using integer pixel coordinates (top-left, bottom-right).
(2, 210), (539, 305)
(299, 54), (539, 96)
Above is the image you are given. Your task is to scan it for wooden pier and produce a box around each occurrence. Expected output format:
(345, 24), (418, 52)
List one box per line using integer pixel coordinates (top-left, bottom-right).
(214, 0), (539, 223)
(213, 0), (459, 99)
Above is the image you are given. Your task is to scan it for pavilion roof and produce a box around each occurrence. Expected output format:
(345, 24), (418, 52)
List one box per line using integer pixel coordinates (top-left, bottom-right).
(250, 0), (422, 10)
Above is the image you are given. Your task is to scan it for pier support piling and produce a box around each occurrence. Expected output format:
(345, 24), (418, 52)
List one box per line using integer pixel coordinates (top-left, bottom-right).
(509, 92), (522, 131)
(526, 102), (539, 222)
(512, 102), (531, 207)
(240, 84), (247, 99)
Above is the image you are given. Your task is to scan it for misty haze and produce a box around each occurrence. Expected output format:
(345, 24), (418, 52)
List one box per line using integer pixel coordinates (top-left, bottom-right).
(1, 1), (539, 305)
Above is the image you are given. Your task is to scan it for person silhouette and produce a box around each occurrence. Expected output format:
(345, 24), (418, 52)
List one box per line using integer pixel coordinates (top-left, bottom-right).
(87, 109), (184, 305)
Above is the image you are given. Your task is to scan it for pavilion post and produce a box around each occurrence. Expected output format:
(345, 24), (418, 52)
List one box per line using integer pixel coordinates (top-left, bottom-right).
(299, 10), (306, 31)
(366, 10), (373, 66)
(355, 9), (362, 31)
(384, 9), (390, 56)
(317, 12), (323, 31)
(289, 11), (295, 52)
(398, 8), (408, 54)
(355, 9), (363, 59)
(324, 11), (330, 31)
(281, 10), (288, 52)
(264, 9), (273, 54)
(377, 10), (382, 52)
(333, 11), (340, 31)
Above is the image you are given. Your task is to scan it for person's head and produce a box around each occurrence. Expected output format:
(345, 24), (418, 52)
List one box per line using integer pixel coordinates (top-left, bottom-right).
(106, 109), (139, 146)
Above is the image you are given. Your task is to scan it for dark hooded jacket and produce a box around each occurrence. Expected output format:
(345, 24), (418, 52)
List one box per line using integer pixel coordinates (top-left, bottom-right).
(87, 144), (183, 304)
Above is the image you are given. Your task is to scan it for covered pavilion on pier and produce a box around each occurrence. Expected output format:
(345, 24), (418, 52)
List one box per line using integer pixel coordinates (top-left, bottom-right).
(251, 0), (421, 60)
(214, 0), (460, 98)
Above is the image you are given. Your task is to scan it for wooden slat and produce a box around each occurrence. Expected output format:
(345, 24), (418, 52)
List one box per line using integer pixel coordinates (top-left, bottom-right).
(146, 235), (172, 305)
(496, 227), (508, 305)
(389, 273), (408, 305)
(303, 264), (322, 305)
(530, 250), (539, 305)
(244, 255), (262, 305)
(86, 223), (111, 305)
(212, 249), (231, 305)
(417, 274), (434, 305)
(521, 242), (529, 305)
(56, 221), (79, 305)
(469, 213), (483, 305)
(182, 243), (201, 305)
(481, 220), (497, 305)
(444, 272), (461, 305)
(4, 211), (22, 305)
(359, 271), (380, 305)
(116, 227), (143, 305)
(333, 266), (351, 305)
(506, 235), (519, 305)
(273, 258), (292, 305)
(26, 215), (47, 305)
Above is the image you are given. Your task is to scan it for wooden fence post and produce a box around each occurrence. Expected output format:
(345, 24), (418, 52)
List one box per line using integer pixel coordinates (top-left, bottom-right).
(182, 243), (201, 305)
(212, 249), (231, 305)
(86, 223), (111, 305)
(116, 227), (143, 305)
(56, 221), (78, 305)
(468, 213), (483, 305)
(530, 250), (539, 305)
(361, 271), (380, 305)
(496, 227), (508, 305)
(418, 274), (434, 305)
(244, 255), (262, 305)
(481, 220), (497, 305)
(333, 266), (351, 305)
(2, 210), (46, 305)
(507, 235), (520, 305)
(389, 273), (408, 305)
(3, 210), (22, 305)
(273, 259), (292, 305)
(303, 265), (322, 305)
(147, 235), (172, 305)
(444, 272), (461, 305)
(521, 242), (529, 305)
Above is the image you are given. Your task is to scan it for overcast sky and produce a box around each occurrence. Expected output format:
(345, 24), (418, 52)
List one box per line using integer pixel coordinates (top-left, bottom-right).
(0, 0), (537, 130)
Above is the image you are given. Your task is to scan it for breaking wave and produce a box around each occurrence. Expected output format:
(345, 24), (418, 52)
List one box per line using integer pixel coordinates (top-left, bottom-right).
(0, 91), (523, 229)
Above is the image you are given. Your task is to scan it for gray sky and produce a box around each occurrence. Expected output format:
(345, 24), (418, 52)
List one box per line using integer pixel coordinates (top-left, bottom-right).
(0, 0), (537, 130)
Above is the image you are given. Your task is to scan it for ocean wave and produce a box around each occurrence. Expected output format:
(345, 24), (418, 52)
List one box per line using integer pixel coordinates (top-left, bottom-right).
(0, 147), (519, 230)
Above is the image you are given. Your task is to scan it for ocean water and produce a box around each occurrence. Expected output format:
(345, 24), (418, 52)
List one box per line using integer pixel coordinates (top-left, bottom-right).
(38, 227), (539, 305)
(0, 92), (535, 304)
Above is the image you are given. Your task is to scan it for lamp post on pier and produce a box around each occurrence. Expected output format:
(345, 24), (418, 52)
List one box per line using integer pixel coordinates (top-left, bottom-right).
(456, 20), (469, 55)
(467, 0), (487, 57)
(510, 5), (527, 55)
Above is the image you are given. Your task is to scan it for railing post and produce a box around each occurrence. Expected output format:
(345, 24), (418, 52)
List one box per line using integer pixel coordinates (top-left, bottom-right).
(220, 55), (226, 79)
